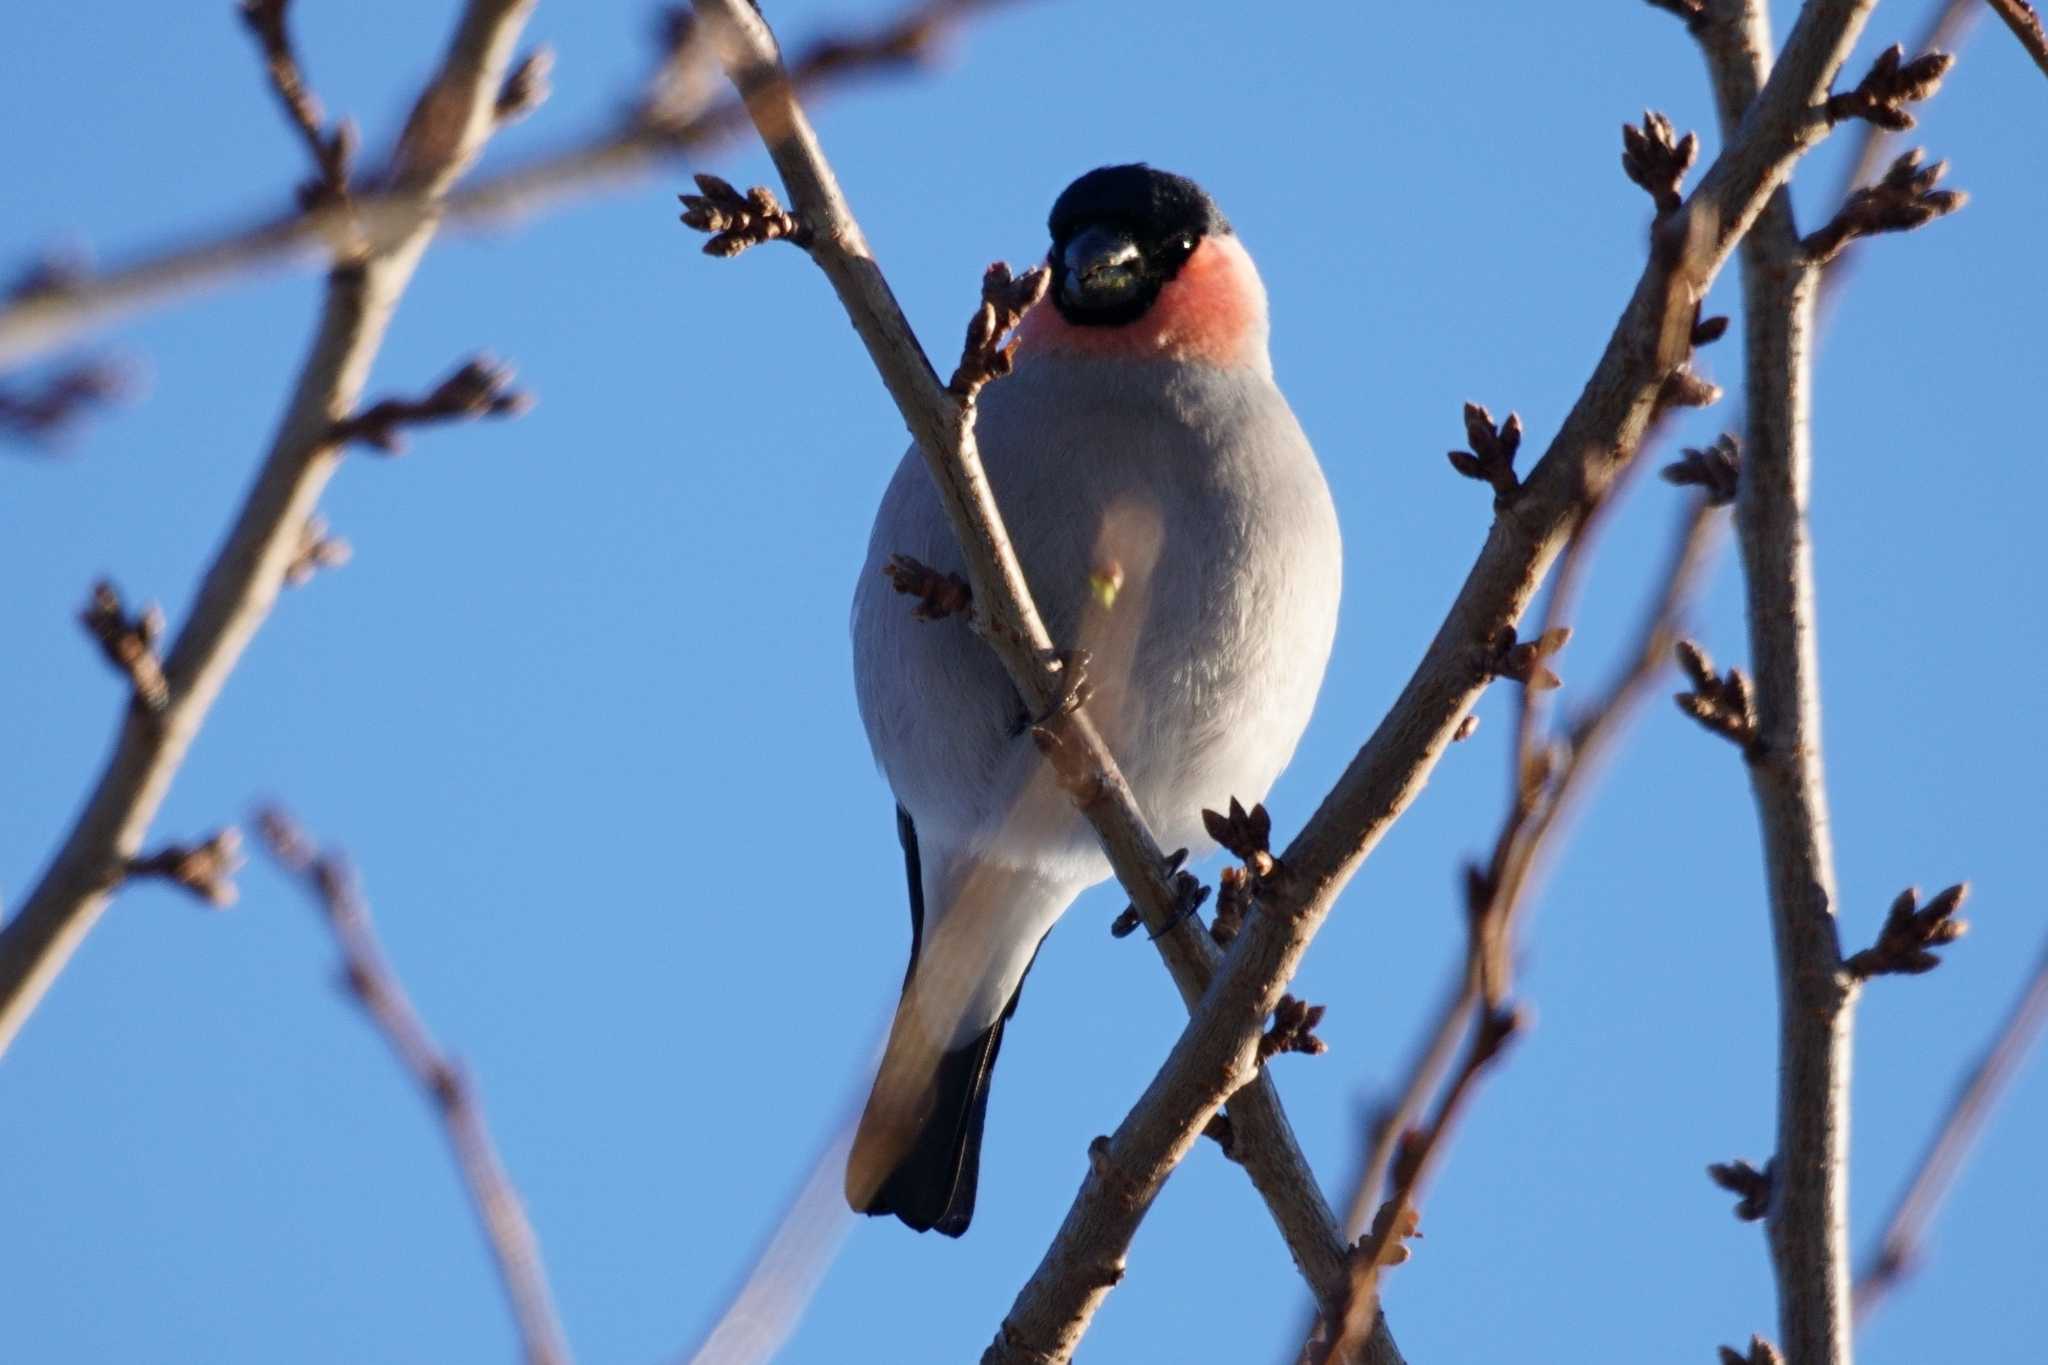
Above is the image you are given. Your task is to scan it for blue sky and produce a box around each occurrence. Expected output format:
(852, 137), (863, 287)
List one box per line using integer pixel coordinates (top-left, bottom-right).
(3, 2), (2044, 1362)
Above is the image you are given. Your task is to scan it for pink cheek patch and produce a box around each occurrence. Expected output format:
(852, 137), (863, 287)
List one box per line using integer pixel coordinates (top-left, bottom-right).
(1017, 235), (1269, 369)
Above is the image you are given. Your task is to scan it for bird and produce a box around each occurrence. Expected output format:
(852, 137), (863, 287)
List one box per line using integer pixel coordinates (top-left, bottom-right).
(845, 164), (1342, 1236)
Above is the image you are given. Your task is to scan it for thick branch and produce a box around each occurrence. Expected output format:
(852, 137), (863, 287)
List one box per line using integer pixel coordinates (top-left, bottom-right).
(988, 1), (1882, 1357)
(684, 0), (1390, 1354)
(256, 808), (571, 1365)
(0, 0), (537, 1058)
(1686, 4), (1957, 1358)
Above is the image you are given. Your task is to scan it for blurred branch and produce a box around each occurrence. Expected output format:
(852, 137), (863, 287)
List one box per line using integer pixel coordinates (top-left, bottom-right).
(1854, 928), (2048, 1322)
(255, 807), (572, 1365)
(681, 2), (1400, 1360)
(0, 0), (1024, 370)
(1986, 0), (2048, 77)
(1685, 6), (1961, 1361)
(0, 0), (537, 1058)
(682, 1084), (869, 1364)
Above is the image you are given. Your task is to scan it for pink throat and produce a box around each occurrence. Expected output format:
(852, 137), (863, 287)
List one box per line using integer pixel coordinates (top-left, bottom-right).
(1016, 234), (1270, 370)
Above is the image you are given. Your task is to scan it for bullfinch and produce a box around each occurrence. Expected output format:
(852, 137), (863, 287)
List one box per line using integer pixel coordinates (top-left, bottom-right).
(846, 164), (1341, 1235)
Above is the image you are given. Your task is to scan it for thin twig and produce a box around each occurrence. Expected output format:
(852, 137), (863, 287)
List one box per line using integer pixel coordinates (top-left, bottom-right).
(1986, 0), (2048, 77)
(1316, 494), (1724, 1362)
(255, 807), (572, 1365)
(1854, 928), (2048, 1321)
(0, 0), (537, 1058)
(0, 0), (1025, 370)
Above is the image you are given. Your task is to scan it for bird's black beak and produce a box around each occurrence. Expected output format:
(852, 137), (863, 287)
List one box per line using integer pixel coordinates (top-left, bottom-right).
(1060, 226), (1144, 310)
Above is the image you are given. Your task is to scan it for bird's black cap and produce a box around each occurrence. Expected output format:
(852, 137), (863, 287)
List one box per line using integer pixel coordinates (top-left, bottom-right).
(1047, 164), (1231, 247)
(1046, 164), (1230, 327)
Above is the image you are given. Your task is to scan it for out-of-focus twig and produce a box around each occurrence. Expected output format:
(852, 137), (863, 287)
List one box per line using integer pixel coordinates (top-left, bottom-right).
(0, 0), (538, 1059)
(255, 807), (572, 1365)
(0, 0), (1026, 370)
(0, 359), (129, 446)
(1854, 928), (2048, 1322)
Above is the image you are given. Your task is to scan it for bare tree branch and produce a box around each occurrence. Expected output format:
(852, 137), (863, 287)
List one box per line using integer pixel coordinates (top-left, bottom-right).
(973, 0), (1892, 1352)
(1986, 0), (2048, 77)
(1685, 7), (1960, 1361)
(0, 0), (1025, 371)
(254, 807), (572, 1365)
(679, 2), (1399, 1358)
(1314, 492), (1724, 1361)
(0, 0), (538, 1058)
(1854, 927), (2048, 1321)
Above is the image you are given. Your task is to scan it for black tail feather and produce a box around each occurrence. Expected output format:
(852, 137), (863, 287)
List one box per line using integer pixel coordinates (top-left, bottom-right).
(857, 807), (1039, 1237)
(863, 1004), (1013, 1237)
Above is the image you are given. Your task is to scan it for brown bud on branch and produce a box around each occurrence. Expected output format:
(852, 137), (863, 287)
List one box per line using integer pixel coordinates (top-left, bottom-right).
(1802, 149), (1967, 265)
(1661, 433), (1741, 506)
(129, 827), (244, 908)
(237, 0), (356, 208)
(283, 514), (353, 587)
(1825, 44), (1955, 130)
(1260, 994), (1329, 1060)
(1719, 1337), (1786, 1365)
(881, 553), (973, 622)
(1446, 402), (1522, 502)
(948, 262), (1050, 401)
(81, 580), (169, 712)
(1643, 0), (1709, 31)
(678, 174), (811, 257)
(1484, 624), (1572, 692)
(1707, 1157), (1774, 1221)
(1201, 797), (1275, 879)
(329, 357), (529, 454)
(1845, 884), (1970, 978)
(0, 359), (129, 446)
(1673, 639), (1759, 755)
(494, 47), (554, 125)
(1621, 110), (1698, 216)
